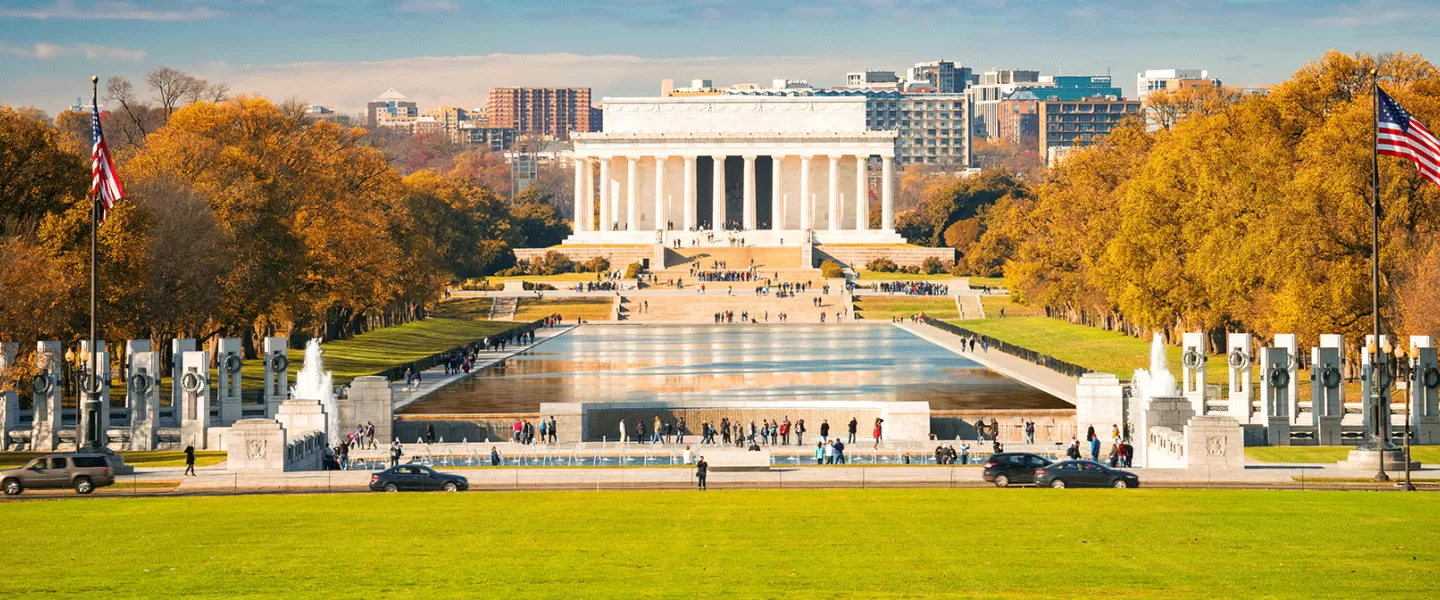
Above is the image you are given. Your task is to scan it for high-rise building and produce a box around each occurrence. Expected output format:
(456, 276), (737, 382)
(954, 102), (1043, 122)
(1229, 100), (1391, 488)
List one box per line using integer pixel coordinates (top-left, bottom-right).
(967, 70), (1045, 140)
(1039, 97), (1141, 165)
(864, 92), (971, 167)
(906, 60), (971, 94)
(485, 87), (598, 140)
(846, 71), (901, 91)
(422, 106), (470, 135)
(365, 88), (417, 128)
(996, 90), (1040, 146)
(1136, 69), (1220, 103)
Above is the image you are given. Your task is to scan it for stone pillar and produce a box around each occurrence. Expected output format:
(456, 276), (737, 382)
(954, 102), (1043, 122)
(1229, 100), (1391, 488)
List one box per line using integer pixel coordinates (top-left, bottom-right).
(1362, 334), (1391, 444)
(263, 336), (289, 418)
(881, 155), (895, 231)
(626, 156), (639, 232)
(855, 156), (868, 231)
(1180, 332), (1206, 412)
(771, 155), (784, 231)
(226, 419), (287, 472)
(0, 342), (16, 451)
(217, 337), (243, 425)
(742, 155), (756, 230)
(683, 156), (696, 231)
(654, 156), (668, 231)
(77, 347), (110, 449)
(1311, 338), (1344, 444)
(127, 350), (160, 451)
(180, 350), (211, 448)
(1274, 334), (1299, 421)
(1412, 345), (1440, 444)
(1076, 373), (1126, 452)
(827, 156), (840, 231)
(31, 341), (61, 451)
(1260, 346), (1291, 445)
(171, 338), (196, 411)
(799, 156), (812, 231)
(711, 155), (725, 232)
(572, 156), (585, 232)
(598, 158), (612, 232)
(341, 376), (393, 445)
(1226, 333), (1254, 424)
(582, 158), (594, 231)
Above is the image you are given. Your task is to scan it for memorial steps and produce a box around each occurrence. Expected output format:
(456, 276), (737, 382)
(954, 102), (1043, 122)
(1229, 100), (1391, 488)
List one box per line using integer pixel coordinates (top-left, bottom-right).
(621, 292), (857, 323)
(663, 246), (803, 270)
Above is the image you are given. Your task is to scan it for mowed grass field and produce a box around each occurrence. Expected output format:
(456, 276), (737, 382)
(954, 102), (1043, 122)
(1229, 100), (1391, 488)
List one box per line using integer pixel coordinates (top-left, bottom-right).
(1246, 445), (1440, 464)
(0, 489), (1435, 598)
(515, 297), (613, 322)
(856, 296), (961, 320)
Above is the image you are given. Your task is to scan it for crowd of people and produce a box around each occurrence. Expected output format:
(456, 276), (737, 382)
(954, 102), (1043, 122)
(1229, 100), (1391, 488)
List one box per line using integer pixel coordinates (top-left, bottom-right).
(933, 443), (971, 464)
(511, 416), (560, 445)
(875, 281), (950, 295)
(611, 415), (889, 449)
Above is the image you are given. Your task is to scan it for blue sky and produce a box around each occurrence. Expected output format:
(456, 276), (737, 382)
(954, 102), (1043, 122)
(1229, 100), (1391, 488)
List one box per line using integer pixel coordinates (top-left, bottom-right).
(1, 0), (1437, 115)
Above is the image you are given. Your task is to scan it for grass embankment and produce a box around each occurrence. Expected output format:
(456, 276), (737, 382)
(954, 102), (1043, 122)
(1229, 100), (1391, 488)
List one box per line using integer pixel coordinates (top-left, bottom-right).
(856, 297), (960, 321)
(489, 272), (609, 283)
(1246, 446), (1440, 464)
(430, 297), (493, 320)
(950, 316), (1187, 379)
(515, 297), (612, 322)
(965, 276), (1007, 288)
(854, 270), (955, 281)
(0, 489), (1435, 597)
(0, 450), (226, 470)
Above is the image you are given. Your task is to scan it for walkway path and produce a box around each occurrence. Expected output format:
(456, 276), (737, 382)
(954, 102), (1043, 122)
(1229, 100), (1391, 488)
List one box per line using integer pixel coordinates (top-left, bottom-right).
(897, 322), (1079, 404)
(391, 325), (577, 411)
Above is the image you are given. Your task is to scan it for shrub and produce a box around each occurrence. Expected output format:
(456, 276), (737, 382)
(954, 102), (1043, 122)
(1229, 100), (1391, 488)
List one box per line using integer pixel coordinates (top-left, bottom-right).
(921, 256), (946, 275)
(534, 251), (575, 276)
(523, 282), (557, 291)
(623, 261), (644, 279)
(820, 259), (845, 279)
(576, 256), (610, 273)
(456, 278), (498, 291)
(866, 257), (898, 273)
(949, 263), (968, 277)
(903, 264), (921, 274)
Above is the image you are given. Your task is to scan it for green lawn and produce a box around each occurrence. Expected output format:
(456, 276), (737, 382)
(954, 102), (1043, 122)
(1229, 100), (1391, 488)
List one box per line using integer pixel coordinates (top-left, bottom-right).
(965, 276), (1007, 288)
(1247, 445), (1440, 464)
(980, 295), (1045, 318)
(0, 489), (1435, 597)
(854, 270), (955, 281)
(0, 450), (226, 470)
(857, 296), (960, 320)
(949, 316), (1179, 379)
(515, 297), (613, 322)
(430, 297), (494, 320)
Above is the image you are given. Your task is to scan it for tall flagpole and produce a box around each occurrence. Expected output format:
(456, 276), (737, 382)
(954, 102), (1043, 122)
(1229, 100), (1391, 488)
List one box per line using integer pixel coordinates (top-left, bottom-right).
(86, 75), (100, 451)
(1371, 70), (1389, 482)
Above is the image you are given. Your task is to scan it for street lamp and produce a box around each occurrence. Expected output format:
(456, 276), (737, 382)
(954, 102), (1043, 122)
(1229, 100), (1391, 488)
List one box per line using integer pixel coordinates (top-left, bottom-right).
(1366, 338), (1390, 482)
(1395, 345), (1416, 491)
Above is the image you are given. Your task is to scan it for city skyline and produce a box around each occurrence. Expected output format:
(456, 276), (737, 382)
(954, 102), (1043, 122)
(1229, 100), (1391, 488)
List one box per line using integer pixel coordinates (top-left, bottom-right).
(1, 0), (1438, 115)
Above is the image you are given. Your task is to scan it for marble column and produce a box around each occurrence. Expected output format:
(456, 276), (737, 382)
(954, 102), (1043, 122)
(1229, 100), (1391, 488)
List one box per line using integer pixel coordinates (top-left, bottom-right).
(711, 155), (725, 232)
(827, 156), (840, 231)
(855, 156), (868, 231)
(626, 156), (639, 232)
(582, 158), (595, 231)
(683, 156), (696, 231)
(742, 155), (756, 230)
(799, 155), (812, 231)
(598, 158), (611, 232)
(771, 155), (784, 231)
(881, 155), (895, 231)
(572, 157), (585, 232)
(654, 156), (668, 231)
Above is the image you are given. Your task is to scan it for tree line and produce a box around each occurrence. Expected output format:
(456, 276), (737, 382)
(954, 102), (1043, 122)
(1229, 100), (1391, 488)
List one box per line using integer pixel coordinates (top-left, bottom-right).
(1, 68), (568, 363)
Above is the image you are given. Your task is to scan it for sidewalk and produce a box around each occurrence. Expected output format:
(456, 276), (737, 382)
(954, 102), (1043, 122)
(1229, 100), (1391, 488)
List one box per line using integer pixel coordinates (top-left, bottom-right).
(897, 322), (1079, 404)
(390, 325), (577, 411)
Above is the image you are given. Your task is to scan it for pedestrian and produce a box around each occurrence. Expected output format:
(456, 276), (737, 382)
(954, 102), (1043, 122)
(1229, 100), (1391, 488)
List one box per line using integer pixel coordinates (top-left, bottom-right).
(695, 456), (708, 490)
(815, 440), (825, 465)
(824, 439), (836, 464)
(619, 418), (627, 443)
(390, 439), (404, 467)
(960, 442), (970, 465)
(847, 417), (858, 444)
(872, 418), (883, 449)
(490, 446), (501, 466)
(425, 423), (436, 445)
(795, 419), (806, 446)
(548, 415), (558, 443)
(684, 445), (693, 464)
(820, 419), (830, 441)
(365, 421), (376, 450)
(1089, 434), (1100, 461)
(183, 442), (196, 476)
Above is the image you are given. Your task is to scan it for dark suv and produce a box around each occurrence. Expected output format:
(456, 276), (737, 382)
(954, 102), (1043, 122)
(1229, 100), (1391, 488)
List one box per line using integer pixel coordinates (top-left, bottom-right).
(1, 454), (117, 495)
(981, 452), (1053, 487)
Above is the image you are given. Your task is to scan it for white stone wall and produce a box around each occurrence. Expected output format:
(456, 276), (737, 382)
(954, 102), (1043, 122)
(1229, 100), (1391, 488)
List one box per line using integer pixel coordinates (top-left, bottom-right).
(602, 97), (869, 135)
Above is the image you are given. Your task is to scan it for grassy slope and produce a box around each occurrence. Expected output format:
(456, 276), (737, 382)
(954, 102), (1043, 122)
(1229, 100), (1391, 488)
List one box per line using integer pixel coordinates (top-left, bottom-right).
(854, 270), (955, 281)
(515, 297), (612, 322)
(0, 489), (1435, 598)
(949, 316), (1181, 379)
(856, 296), (960, 320)
(1246, 445), (1440, 464)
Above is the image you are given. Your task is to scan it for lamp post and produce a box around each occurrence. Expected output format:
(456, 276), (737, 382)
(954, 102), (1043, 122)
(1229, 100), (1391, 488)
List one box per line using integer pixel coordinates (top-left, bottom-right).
(1367, 338), (1390, 482)
(1396, 346), (1416, 491)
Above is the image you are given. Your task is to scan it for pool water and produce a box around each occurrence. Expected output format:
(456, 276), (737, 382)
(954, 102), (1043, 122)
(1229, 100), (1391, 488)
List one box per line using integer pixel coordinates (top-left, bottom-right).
(402, 324), (1068, 414)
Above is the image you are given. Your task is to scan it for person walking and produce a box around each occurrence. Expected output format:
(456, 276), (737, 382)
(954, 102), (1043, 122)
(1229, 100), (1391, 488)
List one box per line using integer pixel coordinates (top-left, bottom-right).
(695, 456), (708, 491)
(365, 421), (376, 450)
(619, 419), (627, 443)
(819, 419), (830, 441)
(824, 439), (836, 465)
(795, 419), (806, 446)
(548, 416), (558, 443)
(815, 441), (825, 465)
(1089, 434), (1101, 461)
(872, 418), (884, 449)
(847, 417), (858, 444)
(490, 446), (501, 466)
(183, 442), (197, 476)
(390, 440), (404, 467)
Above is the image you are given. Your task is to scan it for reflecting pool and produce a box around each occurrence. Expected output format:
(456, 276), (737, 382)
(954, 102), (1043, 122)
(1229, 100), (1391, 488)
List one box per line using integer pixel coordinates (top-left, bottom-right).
(402, 324), (1069, 414)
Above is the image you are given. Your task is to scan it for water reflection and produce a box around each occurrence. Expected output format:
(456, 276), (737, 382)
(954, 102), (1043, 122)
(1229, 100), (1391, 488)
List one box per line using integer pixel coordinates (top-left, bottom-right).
(403, 324), (1069, 414)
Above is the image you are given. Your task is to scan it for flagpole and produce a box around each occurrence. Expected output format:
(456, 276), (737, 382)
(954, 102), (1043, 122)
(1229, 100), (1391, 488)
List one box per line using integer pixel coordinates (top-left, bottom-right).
(1371, 70), (1389, 482)
(86, 75), (100, 452)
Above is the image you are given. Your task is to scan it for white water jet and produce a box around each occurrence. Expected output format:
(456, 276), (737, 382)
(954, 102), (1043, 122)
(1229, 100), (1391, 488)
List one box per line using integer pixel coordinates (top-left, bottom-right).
(292, 339), (337, 440)
(1131, 332), (1180, 401)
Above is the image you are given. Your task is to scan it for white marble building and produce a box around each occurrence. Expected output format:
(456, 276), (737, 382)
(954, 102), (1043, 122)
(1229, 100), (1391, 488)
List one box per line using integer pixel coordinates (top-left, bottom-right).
(566, 96), (904, 245)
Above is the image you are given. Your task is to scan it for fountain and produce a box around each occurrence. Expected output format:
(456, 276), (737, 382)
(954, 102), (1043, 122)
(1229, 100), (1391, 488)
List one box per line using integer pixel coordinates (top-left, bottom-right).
(292, 339), (337, 440)
(1130, 333), (1180, 402)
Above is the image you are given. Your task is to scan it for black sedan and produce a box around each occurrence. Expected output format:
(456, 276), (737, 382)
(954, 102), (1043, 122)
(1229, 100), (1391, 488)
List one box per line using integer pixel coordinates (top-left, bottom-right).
(981, 452), (1054, 487)
(1034, 460), (1139, 489)
(369, 464), (469, 492)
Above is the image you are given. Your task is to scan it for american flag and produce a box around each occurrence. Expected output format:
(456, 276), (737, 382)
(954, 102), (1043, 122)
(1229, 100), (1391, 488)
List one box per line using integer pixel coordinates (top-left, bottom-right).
(90, 101), (124, 226)
(1377, 87), (1440, 187)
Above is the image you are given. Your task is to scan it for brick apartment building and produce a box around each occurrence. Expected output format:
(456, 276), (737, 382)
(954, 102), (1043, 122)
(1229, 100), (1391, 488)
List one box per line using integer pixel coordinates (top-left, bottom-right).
(485, 87), (598, 140)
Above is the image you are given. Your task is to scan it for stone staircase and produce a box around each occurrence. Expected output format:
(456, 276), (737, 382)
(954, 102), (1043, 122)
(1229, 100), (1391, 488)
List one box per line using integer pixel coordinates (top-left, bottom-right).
(652, 246), (827, 288)
(490, 297), (518, 321)
(622, 291), (853, 323)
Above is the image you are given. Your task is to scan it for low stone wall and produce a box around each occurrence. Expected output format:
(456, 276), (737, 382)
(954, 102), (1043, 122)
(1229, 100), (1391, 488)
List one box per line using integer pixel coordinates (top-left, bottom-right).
(814, 245), (956, 269)
(1146, 426), (1188, 468)
(393, 414), (538, 444)
(514, 246), (653, 269)
(566, 401), (930, 443)
(930, 409), (1076, 443)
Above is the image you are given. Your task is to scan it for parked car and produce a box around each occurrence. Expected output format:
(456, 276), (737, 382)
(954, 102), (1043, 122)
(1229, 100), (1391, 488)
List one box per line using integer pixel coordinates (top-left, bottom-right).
(1, 454), (117, 495)
(369, 464), (468, 492)
(982, 452), (1054, 487)
(1034, 460), (1140, 489)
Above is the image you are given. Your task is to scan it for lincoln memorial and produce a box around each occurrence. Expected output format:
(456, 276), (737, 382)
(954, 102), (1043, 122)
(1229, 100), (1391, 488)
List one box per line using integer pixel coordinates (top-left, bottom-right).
(566, 95), (906, 246)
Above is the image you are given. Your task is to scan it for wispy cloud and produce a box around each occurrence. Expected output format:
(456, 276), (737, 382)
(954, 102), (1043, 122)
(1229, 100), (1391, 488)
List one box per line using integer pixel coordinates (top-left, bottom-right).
(0, 41), (147, 61)
(395, 0), (458, 13)
(0, 0), (224, 21)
